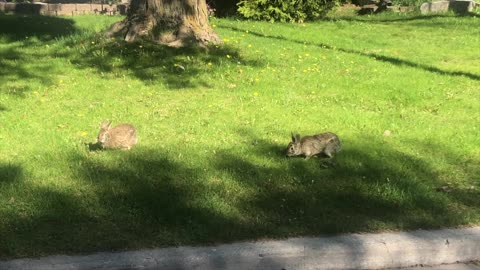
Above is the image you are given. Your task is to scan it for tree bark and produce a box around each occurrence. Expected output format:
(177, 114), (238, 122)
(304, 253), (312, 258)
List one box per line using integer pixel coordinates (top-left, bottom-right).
(106, 0), (222, 47)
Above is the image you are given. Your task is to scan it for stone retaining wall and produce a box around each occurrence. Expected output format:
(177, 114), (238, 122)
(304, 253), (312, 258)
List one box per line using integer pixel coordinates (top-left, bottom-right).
(420, 0), (477, 14)
(0, 2), (128, 15)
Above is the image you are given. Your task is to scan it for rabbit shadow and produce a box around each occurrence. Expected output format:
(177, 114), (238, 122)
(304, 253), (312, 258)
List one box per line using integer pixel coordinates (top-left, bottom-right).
(285, 154), (339, 169)
(86, 142), (103, 152)
(241, 131), (339, 169)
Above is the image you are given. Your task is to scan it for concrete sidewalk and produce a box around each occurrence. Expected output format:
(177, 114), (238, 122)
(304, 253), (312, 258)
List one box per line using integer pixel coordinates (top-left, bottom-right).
(1, 226), (479, 270)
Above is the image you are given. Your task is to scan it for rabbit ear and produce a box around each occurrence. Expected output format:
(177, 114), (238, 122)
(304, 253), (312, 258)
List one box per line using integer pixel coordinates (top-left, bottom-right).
(295, 134), (301, 142)
(101, 121), (112, 130)
(291, 132), (296, 142)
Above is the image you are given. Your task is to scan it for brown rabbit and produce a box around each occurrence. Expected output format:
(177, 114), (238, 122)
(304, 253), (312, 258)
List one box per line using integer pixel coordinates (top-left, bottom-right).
(97, 121), (138, 150)
(286, 132), (341, 160)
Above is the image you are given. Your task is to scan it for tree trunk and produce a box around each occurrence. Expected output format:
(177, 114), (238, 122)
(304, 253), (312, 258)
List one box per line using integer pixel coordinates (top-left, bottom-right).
(106, 0), (222, 47)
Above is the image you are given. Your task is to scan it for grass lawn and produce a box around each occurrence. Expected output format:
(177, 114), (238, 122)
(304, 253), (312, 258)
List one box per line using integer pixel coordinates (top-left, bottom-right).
(0, 11), (479, 259)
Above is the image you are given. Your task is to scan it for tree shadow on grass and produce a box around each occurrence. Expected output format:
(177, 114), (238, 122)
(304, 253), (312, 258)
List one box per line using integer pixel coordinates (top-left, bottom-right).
(325, 12), (480, 23)
(218, 25), (480, 81)
(0, 15), (79, 99)
(0, 16), (262, 97)
(213, 131), (480, 234)
(0, 15), (261, 93)
(1, 132), (478, 259)
(0, 46), (56, 97)
(0, 15), (78, 42)
(342, 12), (480, 31)
(67, 38), (263, 89)
(0, 163), (23, 184)
(0, 149), (257, 259)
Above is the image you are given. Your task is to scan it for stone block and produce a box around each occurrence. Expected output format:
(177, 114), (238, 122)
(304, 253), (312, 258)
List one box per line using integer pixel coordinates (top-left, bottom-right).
(5, 3), (16, 13)
(420, 1), (450, 14)
(44, 10), (58, 15)
(358, 4), (378, 14)
(76, 3), (92, 14)
(399, 6), (415, 11)
(449, 0), (476, 14)
(32, 3), (48, 15)
(104, 4), (116, 15)
(91, 4), (103, 13)
(420, 0), (477, 14)
(60, 3), (76, 15)
(48, 3), (61, 12)
(0, 2), (5, 13)
(386, 5), (400, 11)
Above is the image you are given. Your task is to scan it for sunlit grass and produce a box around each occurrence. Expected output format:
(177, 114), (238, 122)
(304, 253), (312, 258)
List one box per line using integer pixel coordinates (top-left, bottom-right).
(0, 12), (479, 259)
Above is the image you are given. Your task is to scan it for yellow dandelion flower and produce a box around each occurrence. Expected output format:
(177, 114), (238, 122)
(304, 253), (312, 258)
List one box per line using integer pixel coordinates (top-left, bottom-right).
(81, 132), (88, 137)
(253, 92), (259, 96)
(226, 54), (231, 59)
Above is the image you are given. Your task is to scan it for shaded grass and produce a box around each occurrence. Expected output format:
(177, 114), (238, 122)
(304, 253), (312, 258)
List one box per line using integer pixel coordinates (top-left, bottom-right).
(0, 16), (78, 42)
(0, 13), (479, 259)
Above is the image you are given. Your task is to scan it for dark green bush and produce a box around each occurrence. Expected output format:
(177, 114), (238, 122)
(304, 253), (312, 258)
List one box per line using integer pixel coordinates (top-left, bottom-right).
(208, 0), (239, 17)
(237, 0), (339, 22)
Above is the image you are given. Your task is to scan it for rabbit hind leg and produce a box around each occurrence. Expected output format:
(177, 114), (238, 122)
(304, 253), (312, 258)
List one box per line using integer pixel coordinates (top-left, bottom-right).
(323, 143), (339, 158)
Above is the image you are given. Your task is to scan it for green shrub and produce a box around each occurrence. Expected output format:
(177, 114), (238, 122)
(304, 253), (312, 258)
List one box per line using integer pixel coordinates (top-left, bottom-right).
(237, 0), (339, 22)
(390, 0), (423, 6)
